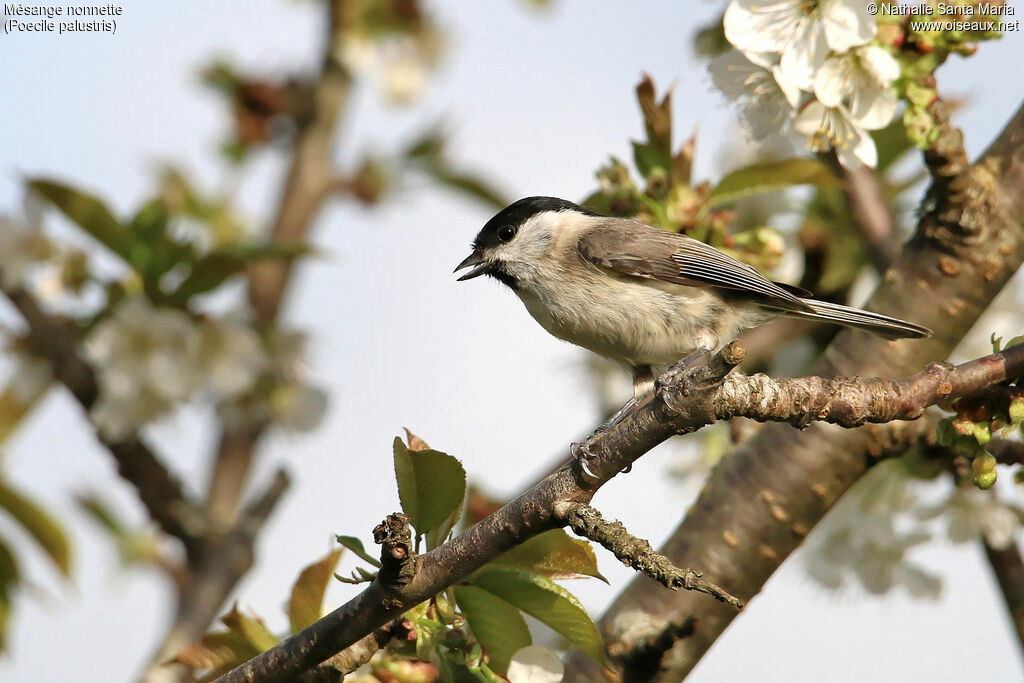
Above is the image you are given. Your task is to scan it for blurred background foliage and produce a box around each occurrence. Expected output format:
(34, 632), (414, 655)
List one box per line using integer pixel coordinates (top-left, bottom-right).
(0, 0), (1022, 680)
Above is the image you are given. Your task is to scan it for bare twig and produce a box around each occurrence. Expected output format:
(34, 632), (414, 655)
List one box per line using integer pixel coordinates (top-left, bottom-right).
(210, 339), (1024, 683)
(842, 164), (899, 270)
(557, 503), (742, 608)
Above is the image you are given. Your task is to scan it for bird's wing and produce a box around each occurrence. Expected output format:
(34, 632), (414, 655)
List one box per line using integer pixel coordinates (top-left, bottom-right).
(578, 221), (812, 312)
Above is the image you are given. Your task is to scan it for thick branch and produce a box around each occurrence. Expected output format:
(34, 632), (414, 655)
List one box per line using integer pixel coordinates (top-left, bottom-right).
(983, 536), (1024, 654)
(297, 619), (408, 683)
(568, 96), (1024, 681)
(607, 615), (696, 683)
(211, 339), (1023, 683)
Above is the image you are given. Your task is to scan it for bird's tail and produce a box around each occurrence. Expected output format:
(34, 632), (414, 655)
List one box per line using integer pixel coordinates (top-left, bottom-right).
(782, 299), (931, 340)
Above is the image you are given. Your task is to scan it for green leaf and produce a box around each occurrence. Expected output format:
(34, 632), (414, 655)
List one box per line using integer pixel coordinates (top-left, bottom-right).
(454, 585), (531, 676)
(172, 630), (258, 682)
(220, 603), (278, 653)
(29, 179), (131, 261)
(632, 141), (671, 179)
(335, 535), (382, 568)
(468, 568), (604, 664)
(288, 548), (343, 634)
(0, 479), (70, 577)
(488, 529), (606, 582)
(393, 437), (467, 536)
(707, 158), (841, 208)
(173, 243), (308, 300)
(424, 165), (508, 210)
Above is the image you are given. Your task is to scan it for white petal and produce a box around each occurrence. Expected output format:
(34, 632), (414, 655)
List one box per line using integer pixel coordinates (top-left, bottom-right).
(850, 88), (898, 130)
(709, 51), (756, 101)
(743, 50), (779, 69)
(822, 0), (876, 52)
(772, 65), (802, 108)
(842, 128), (877, 168)
(723, 0), (800, 54)
(779, 20), (828, 90)
(507, 646), (564, 683)
(859, 45), (900, 86)
(813, 57), (849, 108)
(793, 101), (827, 138)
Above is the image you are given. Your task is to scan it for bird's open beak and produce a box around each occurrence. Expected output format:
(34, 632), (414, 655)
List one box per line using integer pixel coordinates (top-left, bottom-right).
(454, 250), (491, 281)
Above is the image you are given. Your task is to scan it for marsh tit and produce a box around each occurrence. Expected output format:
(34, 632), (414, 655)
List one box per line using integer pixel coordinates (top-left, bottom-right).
(455, 197), (931, 400)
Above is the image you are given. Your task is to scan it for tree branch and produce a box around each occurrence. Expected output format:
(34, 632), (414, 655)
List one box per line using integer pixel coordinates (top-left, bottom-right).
(1, 284), (206, 549)
(210, 337), (1024, 683)
(983, 536), (1024, 655)
(143, 4), (352, 681)
(842, 164), (899, 270)
(556, 503), (742, 608)
(566, 96), (1024, 681)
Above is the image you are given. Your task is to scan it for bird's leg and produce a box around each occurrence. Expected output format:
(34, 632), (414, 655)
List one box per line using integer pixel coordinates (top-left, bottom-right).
(570, 365), (657, 477)
(656, 346), (712, 396)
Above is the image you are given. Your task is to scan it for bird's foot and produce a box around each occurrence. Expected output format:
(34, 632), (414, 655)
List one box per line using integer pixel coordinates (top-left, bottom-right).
(657, 347), (712, 396)
(570, 440), (600, 480)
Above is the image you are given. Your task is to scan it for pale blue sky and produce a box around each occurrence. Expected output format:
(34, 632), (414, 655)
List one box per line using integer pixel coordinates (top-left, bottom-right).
(1, 2), (1023, 681)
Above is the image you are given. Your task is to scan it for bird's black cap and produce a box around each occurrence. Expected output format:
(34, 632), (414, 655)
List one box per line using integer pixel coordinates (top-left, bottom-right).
(472, 196), (597, 250)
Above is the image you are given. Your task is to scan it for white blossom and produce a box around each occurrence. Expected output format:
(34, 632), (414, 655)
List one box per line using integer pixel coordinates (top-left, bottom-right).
(507, 646), (564, 683)
(814, 45), (900, 130)
(382, 52), (426, 104)
(920, 487), (1020, 551)
(793, 100), (879, 168)
(83, 298), (271, 438)
(269, 383), (328, 432)
(195, 316), (266, 397)
(0, 213), (51, 290)
(710, 50), (802, 140)
(724, 0), (876, 90)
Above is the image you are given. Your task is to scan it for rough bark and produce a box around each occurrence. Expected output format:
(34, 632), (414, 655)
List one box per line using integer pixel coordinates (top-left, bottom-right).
(209, 340), (1024, 683)
(564, 99), (1024, 681)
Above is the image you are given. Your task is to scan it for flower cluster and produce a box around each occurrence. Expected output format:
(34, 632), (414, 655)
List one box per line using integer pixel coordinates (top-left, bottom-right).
(83, 298), (325, 440)
(713, 0), (900, 168)
(0, 203), (89, 309)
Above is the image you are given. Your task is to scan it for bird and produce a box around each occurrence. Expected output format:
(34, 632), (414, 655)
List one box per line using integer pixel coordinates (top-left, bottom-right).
(455, 196), (931, 405)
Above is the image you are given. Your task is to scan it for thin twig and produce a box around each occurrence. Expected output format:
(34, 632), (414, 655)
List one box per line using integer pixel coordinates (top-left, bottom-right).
(842, 164), (899, 270)
(557, 503), (742, 608)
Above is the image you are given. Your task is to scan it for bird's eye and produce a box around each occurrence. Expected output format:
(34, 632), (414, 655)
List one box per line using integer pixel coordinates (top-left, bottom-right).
(498, 224), (517, 242)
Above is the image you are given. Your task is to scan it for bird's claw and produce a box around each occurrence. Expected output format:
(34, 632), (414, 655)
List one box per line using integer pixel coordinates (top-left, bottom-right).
(571, 441), (633, 477)
(571, 441), (599, 479)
